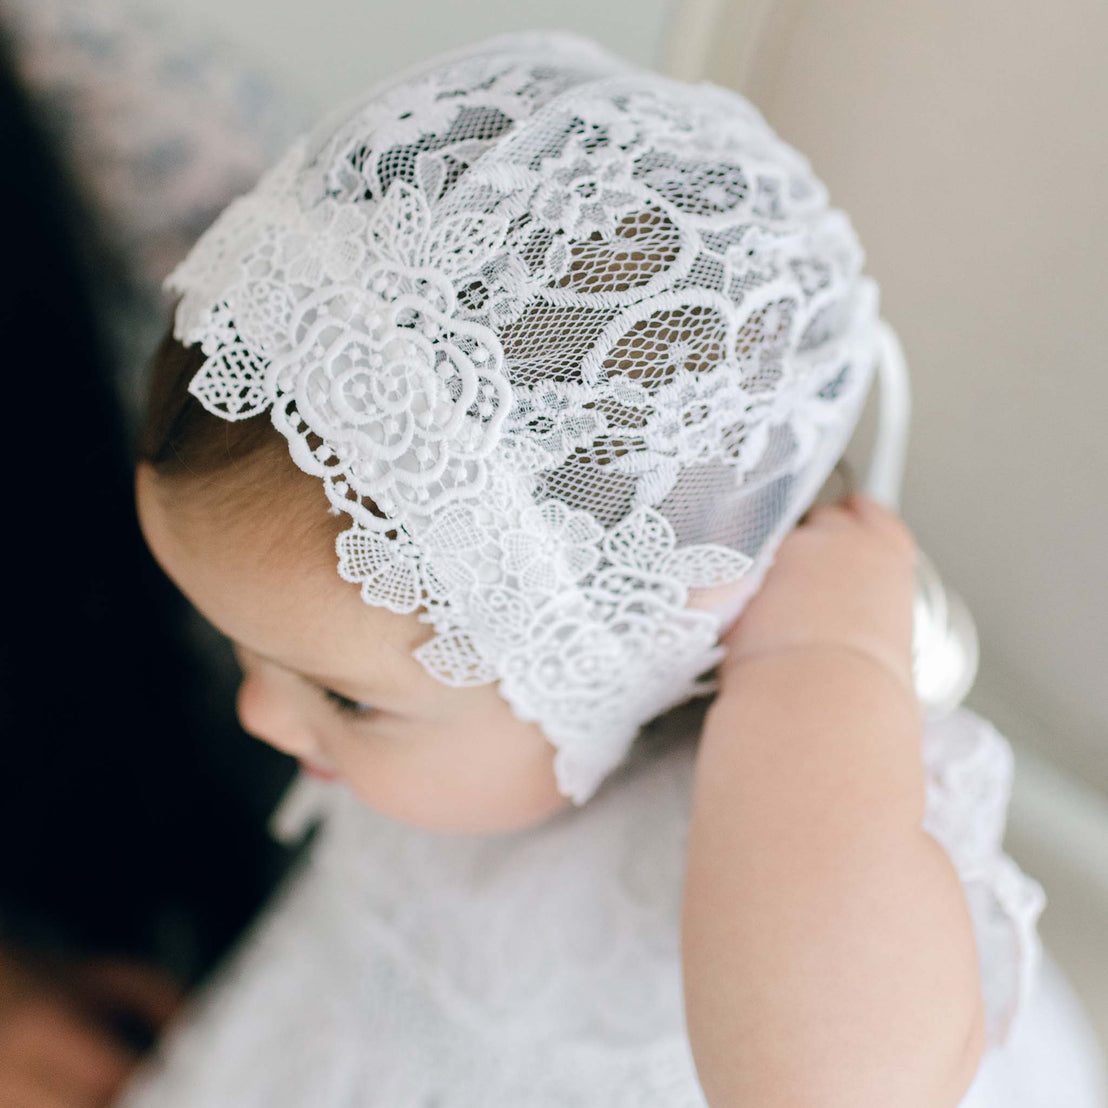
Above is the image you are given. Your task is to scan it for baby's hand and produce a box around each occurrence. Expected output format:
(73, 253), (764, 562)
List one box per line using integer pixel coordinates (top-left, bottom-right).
(717, 493), (917, 699)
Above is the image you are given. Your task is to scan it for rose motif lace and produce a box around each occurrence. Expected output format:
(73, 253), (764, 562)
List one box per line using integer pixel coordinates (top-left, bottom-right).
(167, 31), (881, 800)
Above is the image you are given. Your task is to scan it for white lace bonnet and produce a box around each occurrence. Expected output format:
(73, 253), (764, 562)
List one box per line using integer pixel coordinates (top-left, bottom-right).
(165, 30), (881, 804)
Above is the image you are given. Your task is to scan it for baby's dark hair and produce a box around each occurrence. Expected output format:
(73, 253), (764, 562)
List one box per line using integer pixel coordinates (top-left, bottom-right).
(138, 326), (288, 481)
(135, 323), (351, 570)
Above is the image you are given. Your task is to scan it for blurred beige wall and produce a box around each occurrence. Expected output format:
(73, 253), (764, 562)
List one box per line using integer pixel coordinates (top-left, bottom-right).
(669, 0), (1108, 792)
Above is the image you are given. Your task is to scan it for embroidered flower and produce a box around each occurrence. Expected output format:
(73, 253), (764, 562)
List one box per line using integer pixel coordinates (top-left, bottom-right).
(502, 380), (609, 473)
(336, 526), (423, 612)
(501, 501), (605, 592)
(168, 49), (879, 805)
(531, 138), (641, 239)
(612, 371), (769, 505)
(498, 586), (723, 803)
(285, 199), (369, 286)
(278, 291), (511, 515)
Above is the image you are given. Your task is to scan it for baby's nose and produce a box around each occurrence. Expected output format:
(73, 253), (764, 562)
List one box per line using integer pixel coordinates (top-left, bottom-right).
(235, 672), (317, 761)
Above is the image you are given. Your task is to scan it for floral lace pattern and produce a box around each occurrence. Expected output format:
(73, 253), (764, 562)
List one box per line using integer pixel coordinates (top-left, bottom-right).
(167, 31), (881, 801)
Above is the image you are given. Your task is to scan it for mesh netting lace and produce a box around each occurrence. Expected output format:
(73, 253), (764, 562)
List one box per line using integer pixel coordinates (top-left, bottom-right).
(167, 31), (878, 802)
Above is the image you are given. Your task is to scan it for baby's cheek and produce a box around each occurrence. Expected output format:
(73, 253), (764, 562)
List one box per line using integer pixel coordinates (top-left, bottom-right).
(314, 721), (442, 824)
(325, 737), (403, 811)
(321, 713), (570, 833)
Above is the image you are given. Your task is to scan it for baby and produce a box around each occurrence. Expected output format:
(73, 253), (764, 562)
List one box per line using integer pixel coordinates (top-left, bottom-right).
(123, 29), (1081, 1108)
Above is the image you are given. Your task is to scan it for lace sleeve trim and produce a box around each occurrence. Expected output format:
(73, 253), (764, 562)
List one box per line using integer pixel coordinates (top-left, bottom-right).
(921, 708), (1046, 1050)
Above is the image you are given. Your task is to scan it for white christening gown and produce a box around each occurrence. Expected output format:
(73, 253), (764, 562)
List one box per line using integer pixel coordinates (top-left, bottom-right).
(117, 706), (1107, 1107)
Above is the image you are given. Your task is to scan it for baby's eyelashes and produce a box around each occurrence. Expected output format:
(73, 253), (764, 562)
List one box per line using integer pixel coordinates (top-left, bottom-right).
(321, 687), (377, 719)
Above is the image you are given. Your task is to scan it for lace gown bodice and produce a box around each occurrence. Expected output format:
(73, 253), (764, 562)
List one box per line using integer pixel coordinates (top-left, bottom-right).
(117, 706), (1106, 1107)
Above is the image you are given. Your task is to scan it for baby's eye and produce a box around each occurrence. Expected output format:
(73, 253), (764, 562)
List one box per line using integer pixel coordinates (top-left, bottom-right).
(322, 687), (376, 719)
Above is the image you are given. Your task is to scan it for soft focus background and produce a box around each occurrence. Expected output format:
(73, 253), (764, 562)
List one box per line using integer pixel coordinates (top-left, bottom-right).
(5, 0), (1105, 1059)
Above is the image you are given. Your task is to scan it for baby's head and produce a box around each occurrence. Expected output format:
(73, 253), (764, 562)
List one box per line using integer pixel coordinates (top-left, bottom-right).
(138, 336), (577, 833)
(136, 31), (879, 834)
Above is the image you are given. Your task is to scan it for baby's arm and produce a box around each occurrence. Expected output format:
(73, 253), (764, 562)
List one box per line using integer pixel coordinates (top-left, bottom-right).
(681, 495), (986, 1108)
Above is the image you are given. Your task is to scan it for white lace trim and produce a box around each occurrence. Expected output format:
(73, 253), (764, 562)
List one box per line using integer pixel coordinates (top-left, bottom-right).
(167, 32), (881, 801)
(921, 710), (1047, 1048)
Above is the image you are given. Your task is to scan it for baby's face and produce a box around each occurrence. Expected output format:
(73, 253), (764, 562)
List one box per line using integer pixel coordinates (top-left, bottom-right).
(135, 465), (573, 834)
